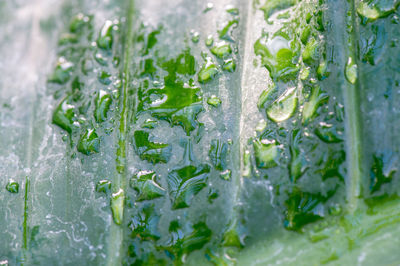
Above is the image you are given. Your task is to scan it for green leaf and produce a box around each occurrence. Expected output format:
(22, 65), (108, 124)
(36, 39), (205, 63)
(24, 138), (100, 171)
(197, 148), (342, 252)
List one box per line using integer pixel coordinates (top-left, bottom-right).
(1, 0), (400, 265)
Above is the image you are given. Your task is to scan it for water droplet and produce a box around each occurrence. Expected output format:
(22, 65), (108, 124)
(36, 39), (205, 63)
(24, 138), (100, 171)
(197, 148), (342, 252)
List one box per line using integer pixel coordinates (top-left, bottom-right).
(207, 95), (222, 107)
(203, 2), (214, 13)
(253, 139), (279, 169)
(111, 188), (125, 225)
(58, 33), (78, 45)
(94, 90), (112, 123)
(257, 84), (275, 109)
(242, 150), (252, 177)
(289, 130), (308, 182)
(209, 139), (228, 171)
(198, 56), (218, 83)
(97, 20), (114, 50)
(98, 71), (112, 85)
(141, 119), (158, 129)
(302, 38), (319, 65)
(300, 67), (310, 80)
(218, 19), (238, 42)
(266, 87), (297, 123)
(81, 59), (93, 75)
(345, 57), (358, 84)
(302, 86), (328, 125)
(130, 170), (166, 201)
(208, 188), (219, 203)
(6, 179), (19, 193)
(222, 220), (244, 248)
(220, 169), (231, 181)
(254, 35), (299, 82)
(260, 0), (297, 20)
(96, 180), (111, 194)
(48, 58), (74, 84)
(133, 130), (171, 164)
(222, 58), (236, 72)
(77, 128), (100, 155)
(314, 122), (343, 143)
(210, 41), (232, 59)
(69, 13), (90, 33)
(52, 96), (76, 134)
(94, 51), (108, 66)
(356, 2), (396, 23)
(205, 35), (214, 47)
(167, 164), (210, 209)
(128, 204), (161, 241)
(226, 5), (239, 15)
(317, 60), (329, 80)
(328, 204), (342, 216)
(255, 119), (267, 132)
(190, 30), (200, 43)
